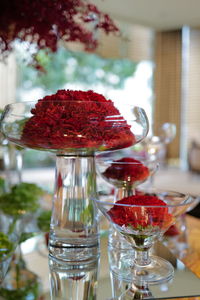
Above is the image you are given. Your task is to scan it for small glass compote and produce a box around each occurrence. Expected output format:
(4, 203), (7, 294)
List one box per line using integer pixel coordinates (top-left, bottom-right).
(94, 189), (195, 284)
(96, 155), (158, 200)
(0, 94), (149, 262)
(159, 122), (176, 144)
(96, 154), (159, 274)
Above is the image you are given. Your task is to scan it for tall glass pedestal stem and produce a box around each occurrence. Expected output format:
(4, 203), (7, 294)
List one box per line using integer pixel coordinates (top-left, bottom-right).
(114, 186), (136, 201)
(49, 154), (100, 262)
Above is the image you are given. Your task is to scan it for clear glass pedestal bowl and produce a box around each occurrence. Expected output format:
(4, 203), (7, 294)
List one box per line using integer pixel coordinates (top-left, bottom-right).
(96, 154), (158, 199)
(96, 154), (159, 278)
(0, 98), (149, 262)
(94, 189), (195, 284)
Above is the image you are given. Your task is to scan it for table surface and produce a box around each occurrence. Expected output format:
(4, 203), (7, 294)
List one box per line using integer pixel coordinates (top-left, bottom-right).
(182, 215), (200, 278)
(20, 215), (200, 300)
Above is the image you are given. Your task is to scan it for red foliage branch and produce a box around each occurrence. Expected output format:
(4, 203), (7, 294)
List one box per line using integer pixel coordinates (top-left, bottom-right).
(0, 0), (118, 59)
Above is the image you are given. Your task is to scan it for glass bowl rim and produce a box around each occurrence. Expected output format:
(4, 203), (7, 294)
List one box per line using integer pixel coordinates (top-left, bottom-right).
(96, 159), (159, 166)
(1, 102), (148, 123)
(94, 190), (195, 208)
(3, 101), (146, 110)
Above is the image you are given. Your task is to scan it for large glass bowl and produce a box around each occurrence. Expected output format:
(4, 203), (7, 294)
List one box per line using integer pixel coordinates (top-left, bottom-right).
(94, 189), (195, 284)
(0, 101), (149, 154)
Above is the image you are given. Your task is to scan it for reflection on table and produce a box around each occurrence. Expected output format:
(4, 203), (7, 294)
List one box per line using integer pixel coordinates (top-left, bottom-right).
(0, 215), (199, 300)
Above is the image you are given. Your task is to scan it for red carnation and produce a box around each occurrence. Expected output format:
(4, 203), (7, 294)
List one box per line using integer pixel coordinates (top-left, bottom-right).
(103, 157), (150, 183)
(21, 89), (136, 151)
(108, 195), (173, 230)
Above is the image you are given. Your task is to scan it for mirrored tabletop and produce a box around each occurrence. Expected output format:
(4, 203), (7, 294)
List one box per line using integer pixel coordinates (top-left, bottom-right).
(18, 222), (200, 300)
(0, 215), (199, 300)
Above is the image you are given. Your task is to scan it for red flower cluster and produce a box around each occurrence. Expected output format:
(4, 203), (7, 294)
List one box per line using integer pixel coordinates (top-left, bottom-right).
(21, 89), (136, 151)
(108, 195), (173, 230)
(0, 0), (118, 61)
(103, 157), (150, 183)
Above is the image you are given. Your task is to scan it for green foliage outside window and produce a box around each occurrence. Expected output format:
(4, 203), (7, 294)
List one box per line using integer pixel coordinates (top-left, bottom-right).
(17, 47), (138, 94)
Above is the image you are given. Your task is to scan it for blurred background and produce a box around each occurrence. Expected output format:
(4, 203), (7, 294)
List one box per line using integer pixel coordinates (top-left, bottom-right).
(0, 2), (200, 298)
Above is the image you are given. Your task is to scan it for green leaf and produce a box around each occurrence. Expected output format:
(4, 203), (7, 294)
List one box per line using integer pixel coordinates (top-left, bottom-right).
(0, 177), (6, 196)
(80, 203), (94, 225)
(19, 232), (37, 244)
(0, 232), (14, 259)
(37, 210), (51, 232)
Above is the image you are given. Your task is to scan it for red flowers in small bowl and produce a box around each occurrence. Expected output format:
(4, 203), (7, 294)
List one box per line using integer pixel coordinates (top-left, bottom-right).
(102, 157), (150, 184)
(108, 194), (173, 231)
(21, 89), (136, 152)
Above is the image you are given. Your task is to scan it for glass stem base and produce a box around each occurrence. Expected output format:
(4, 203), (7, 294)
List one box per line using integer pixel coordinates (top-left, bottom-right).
(111, 255), (174, 285)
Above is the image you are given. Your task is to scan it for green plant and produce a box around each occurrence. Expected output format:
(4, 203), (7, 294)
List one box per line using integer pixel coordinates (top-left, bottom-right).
(0, 182), (43, 218)
(0, 271), (40, 299)
(0, 182), (44, 243)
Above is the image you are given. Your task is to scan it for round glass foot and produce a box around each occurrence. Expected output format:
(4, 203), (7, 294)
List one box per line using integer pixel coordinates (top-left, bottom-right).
(111, 255), (174, 284)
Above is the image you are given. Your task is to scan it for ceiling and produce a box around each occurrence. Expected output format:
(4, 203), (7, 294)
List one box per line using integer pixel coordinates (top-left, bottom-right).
(92, 0), (200, 30)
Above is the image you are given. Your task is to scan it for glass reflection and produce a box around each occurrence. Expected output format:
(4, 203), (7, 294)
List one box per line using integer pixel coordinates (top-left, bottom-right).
(49, 255), (100, 300)
(109, 242), (200, 299)
(0, 245), (42, 299)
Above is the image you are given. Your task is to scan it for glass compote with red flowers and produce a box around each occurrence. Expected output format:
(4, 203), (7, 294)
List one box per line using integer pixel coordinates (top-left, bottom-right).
(95, 189), (195, 284)
(96, 154), (158, 275)
(0, 89), (149, 262)
(97, 155), (158, 200)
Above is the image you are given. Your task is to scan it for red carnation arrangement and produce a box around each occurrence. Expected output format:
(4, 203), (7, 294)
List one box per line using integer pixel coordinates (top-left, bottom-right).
(108, 195), (173, 230)
(0, 0), (118, 64)
(103, 157), (150, 183)
(21, 89), (135, 151)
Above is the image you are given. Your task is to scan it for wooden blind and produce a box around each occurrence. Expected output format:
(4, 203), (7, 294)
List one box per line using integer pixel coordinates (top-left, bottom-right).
(186, 28), (200, 147)
(154, 30), (182, 159)
(96, 22), (154, 61)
